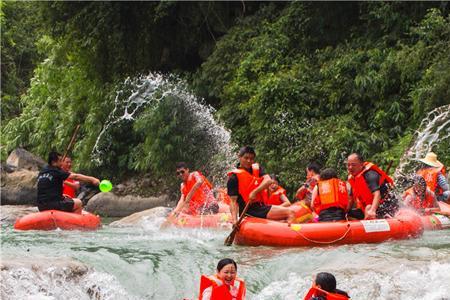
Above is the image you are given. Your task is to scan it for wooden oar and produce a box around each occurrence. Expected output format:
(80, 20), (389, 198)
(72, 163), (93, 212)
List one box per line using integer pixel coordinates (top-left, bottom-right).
(160, 212), (179, 229)
(224, 200), (252, 246)
(62, 124), (80, 161)
(437, 201), (450, 216)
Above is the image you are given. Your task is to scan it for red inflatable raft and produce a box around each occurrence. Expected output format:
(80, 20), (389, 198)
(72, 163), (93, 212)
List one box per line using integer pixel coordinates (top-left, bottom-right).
(421, 213), (450, 230)
(234, 209), (423, 247)
(14, 210), (101, 231)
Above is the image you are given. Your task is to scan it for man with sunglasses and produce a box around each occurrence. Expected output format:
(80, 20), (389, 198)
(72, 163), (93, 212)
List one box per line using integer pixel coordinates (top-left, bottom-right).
(171, 162), (219, 217)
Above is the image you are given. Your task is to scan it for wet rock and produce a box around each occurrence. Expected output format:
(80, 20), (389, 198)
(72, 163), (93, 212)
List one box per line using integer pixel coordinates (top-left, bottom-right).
(1, 169), (38, 205)
(110, 206), (172, 227)
(6, 148), (46, 172)
(84, 192), (170, 217)
(0, 205), (38, 226)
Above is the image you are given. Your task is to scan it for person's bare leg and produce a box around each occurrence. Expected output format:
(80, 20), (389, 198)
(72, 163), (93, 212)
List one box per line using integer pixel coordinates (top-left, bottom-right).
(266, 206), (295, 224)
(73, 198), (83, 214)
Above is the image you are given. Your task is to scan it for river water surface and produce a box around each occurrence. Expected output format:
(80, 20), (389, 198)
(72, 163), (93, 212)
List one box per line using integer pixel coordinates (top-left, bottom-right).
(1, 216), (449, 300)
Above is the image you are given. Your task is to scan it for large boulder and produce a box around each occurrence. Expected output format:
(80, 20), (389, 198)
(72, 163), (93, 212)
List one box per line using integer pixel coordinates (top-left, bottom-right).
(109, 206), (172, 227)
(84, 192), (171, 217)
(0, 205), (38, 226)
(5, 148), (46, 172)
(1, 169), (38, 205)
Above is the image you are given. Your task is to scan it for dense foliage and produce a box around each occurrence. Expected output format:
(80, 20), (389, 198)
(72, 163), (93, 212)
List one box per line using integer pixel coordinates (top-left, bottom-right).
(2, 2), (449, 195)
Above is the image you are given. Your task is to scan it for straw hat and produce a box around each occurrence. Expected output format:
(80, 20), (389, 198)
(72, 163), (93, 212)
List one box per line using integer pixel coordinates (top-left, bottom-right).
(419, 152), (443, 168)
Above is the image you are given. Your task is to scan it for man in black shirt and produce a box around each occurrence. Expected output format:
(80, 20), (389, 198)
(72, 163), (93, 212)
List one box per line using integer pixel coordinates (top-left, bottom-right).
(37, 151), (100, 213)
(227, 146), (294, 225)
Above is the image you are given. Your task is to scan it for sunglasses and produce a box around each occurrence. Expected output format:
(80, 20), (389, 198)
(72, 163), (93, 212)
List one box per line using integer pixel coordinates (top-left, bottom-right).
(176, 170), (186, 176)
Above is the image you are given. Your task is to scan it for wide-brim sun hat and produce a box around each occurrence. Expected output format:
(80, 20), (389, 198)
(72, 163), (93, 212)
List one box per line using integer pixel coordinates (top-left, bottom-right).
(418, 152), (443, 168)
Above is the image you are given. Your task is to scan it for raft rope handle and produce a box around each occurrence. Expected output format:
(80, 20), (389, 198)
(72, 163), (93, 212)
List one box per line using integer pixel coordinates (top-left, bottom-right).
(293, 223), (352, 245)
(50, 211), (59, 230)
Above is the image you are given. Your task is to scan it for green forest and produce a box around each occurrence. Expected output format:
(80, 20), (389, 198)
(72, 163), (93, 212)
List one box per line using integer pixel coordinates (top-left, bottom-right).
(2, 1), (450, 195)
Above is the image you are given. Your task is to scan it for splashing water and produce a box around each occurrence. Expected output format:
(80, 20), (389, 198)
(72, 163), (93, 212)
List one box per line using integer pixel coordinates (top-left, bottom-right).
(394, 104), (450, 188)
(91, 73), (236, 185)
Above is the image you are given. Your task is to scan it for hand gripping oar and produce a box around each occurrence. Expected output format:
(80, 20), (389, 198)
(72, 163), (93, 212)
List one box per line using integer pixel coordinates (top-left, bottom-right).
(224, 200), (252, 246)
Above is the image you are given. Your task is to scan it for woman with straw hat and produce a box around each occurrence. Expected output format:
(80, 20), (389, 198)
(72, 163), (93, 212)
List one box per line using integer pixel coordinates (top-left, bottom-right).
(417, 152), (449, 203)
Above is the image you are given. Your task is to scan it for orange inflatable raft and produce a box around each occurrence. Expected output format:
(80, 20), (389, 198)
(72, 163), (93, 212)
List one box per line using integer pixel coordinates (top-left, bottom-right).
(234, 209), (423, 247)
(421, 213), (450, 230)
(14, 210), (101, 231)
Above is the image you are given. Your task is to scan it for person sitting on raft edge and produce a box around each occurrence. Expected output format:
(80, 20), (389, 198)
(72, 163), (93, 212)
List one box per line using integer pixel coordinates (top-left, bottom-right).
(346, 153), (399, 220)
(227, 146), (295, 226)
(304, 272), (350, 300)
(311, 168), (350, 222)
(199, 258), (246, 300)
(263, 174), (291, 207)
(416, 152), (450, 203)
(296, 162), (321, 206)
(61, 155), (80, 198)
(170, 162), (219, 218)
(403, 175), (439, 214)
(37, 151), (100, 214)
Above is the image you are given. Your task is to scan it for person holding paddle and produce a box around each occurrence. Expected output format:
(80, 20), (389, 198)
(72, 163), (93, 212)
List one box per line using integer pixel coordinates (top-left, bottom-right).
(37, 151), (100, 213)
(227, 146), (294, 227)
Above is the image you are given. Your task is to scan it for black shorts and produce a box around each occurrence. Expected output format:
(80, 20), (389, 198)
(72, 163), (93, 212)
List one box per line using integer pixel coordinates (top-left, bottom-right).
(197, 202), (220, 214)
(318, 207), (346, 222)
(38, 196), (75, 212)
(245, 203), (271, 219)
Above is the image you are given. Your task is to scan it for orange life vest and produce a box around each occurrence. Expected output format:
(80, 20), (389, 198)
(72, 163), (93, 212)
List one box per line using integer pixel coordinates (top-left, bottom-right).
(417, 167), (444, 196)
(304, 286), (350, 300)
(63, 178), (78, 198)
(296, 177), (318, 200)
(313, 178), (349, 214)
(227, 163), (266, 203)
(264, 186), (287, 206)
(347, 162), (394, 210)
(181, 171), (214, 215)
(199, 275), (246, 300)
(403, 187), (435, 211)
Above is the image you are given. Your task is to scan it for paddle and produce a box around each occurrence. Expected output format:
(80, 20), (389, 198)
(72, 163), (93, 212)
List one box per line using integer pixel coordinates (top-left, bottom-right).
(436, 201), (450, 217)
(62, 124), (80, 161)
(224, 200), (252, 246)
(160, 211), (179, 229)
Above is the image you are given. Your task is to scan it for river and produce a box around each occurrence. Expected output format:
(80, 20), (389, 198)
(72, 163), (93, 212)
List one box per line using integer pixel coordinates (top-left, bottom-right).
(1, 216), (449, 300)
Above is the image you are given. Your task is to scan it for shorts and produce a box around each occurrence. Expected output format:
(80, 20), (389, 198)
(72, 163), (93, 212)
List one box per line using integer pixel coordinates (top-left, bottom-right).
(318, 207), (346, 222)
(38, 196), (75, 212)
(245, 203), (271, 219)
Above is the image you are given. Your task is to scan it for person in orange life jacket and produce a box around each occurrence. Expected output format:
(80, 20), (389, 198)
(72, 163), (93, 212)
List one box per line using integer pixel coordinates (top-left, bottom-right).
(311, 168), (350, 222)
(171, 162), (219, 217)
(37, 151), (100, 214)
(296, 162), (321, 207)
(61, 156), (80, 198)
(304, 272), (350, 300)
(403, 175), (438, 213)
(227, 146), (295, 225)
(264, 174), (291, 207)
(346, 153), (399, 220)
(199, 258), (246, 300)
(417, 152), (450, 203)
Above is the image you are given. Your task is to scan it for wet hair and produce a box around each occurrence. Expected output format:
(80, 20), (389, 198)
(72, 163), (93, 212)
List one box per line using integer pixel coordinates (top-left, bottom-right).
(307, 162), (321, 174)
(175, 162), (188, 169)
(48, 151), (61, 165)
(349, 153), (364, 162)
(315, 272), (337, 293)
(413, 175), (427, 196)
(238, 146), (256, 157)
(217, 258), (237, 272)
(319, 168), (338, 180)
(270, 174), (280, 184)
